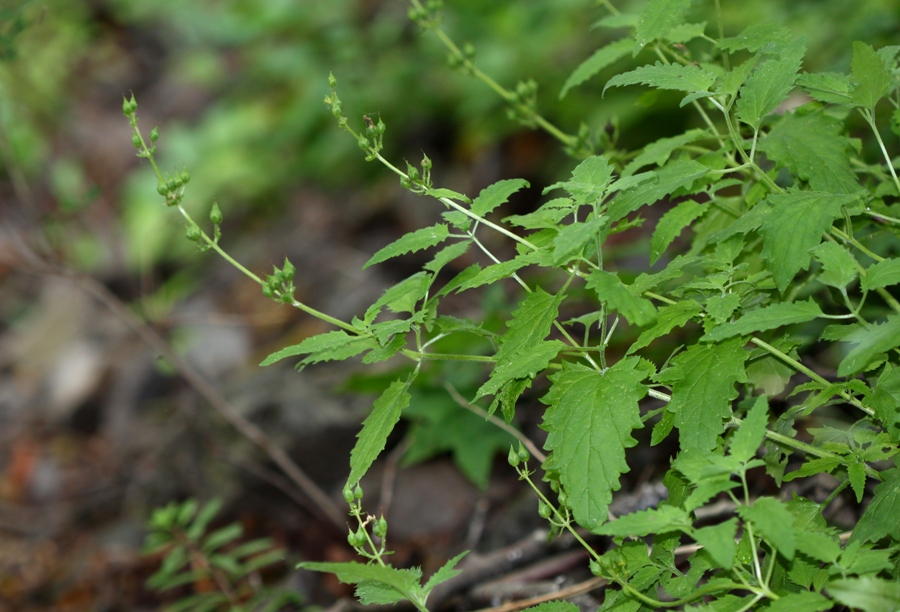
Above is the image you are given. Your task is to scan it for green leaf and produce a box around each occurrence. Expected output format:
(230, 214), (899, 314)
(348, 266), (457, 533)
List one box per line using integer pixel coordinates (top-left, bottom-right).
(476, 288), (565, 399)
(705, 293), (741, 325)
(544, 155), (614, 205)
(560, 37), (634, 99)
(552, 215), (606, 265)
(736, 38), (806, 129)
(471, 178), (530, 217)
(504, 198), (574, 229)
(795, 530), (842, 565)
(838, 314), (900, 376)
(693, 518), (738, 570)
(849, 469), (900, 545)
(848, 460), (867, 503)
(603, 62), (716, 99)
(738, 497), (796, 560)
(297, 561), (421, 601)
(862, 258), (900, 291)
(347, 379), (411, 486)
(850, 41), (893, 110)
(635, 0), (691, 50)
(260, 331), (377, 367)
(366, 272), (431, 317)
(622, 128), (708, 177)
(627, 300), (701, 354)
(717, 22), (791, 53)
(422, 551), (468, 594)
(201, 523), (242, 554)
(730, 395), (768, 464)
(597, 504), (691, 537)
(426, 187), (471, 203)
(701, 299), (824, 342)
(541, 359), (648, 533)
(586, 270), (657, 326)
(356, 581), (407, 605)
(403, 393), (513, 489)
(758, 111), (860, 194)
(454, 251), (543, 293)
(828, 577), (900, 612)
(664, 22), (706, 44)
(656, 339), (748, 452)
(765, 591), (832, 612)
(593, 14), (638, 31)
(810, 242), (858, 288)
(608, 159), (709, 223)
(650, 200), (706, 264)
(424, 240), (471, 273)
(797, 71), (852, 104)
(363, 224), (451, 269)
(760, 192), (859, 294)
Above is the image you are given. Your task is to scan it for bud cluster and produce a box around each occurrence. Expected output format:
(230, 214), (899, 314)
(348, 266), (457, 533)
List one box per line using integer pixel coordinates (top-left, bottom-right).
(447, 42), (476, 75)
(156, 169), (191, 208)
(506, 78), (539, 128)
(407, 0), (443, 29)
(262, 258), (296, 303)
(400, 154), (433, 194)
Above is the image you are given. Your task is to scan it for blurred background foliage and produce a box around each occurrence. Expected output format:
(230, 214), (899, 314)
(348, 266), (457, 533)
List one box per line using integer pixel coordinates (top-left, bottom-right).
(2, 0), (898, 298)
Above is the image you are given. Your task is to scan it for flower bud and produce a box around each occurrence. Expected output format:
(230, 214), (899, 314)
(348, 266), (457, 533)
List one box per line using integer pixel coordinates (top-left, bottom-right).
(507, 446), (520, 467)
(185, 225), (201, 242)
(328, 72), (337, 89)
(517, 444), (530, 463)
(157, 180), (168, 196)
(373, 517), (387, 537)
(180, 170), (191, 184)
(353, 485), (363, 500)
(538, 502), (551, 519)
(357, 135), (370, 151)
(149, 126), (159, 142)
(209, 202), (223, 225)
(282, 258), (295, 281)
(132, 135), (142, 148)
(342, 485), (355, 504)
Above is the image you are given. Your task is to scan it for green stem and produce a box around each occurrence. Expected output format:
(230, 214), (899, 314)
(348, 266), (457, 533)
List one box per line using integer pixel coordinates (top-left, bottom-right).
(619, 579), (745, 608)
(749, 337), (874, 417)
(722, 112), (783, 194)
(402, 350), (495, 363)
(519, 467), (601, 561)
(820, 478), (851, 511)
(862, 108), (900, 195)
(177, 206), (261, 284)
(714, 0), (730, 71)
(409, 0), (577, 149)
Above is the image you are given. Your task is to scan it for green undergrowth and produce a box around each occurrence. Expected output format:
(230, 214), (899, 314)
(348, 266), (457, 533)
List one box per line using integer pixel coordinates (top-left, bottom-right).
(130, 0), (900, 610)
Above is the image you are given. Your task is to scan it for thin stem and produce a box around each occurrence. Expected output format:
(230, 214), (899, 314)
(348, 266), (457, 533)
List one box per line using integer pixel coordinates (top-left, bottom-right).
(862, 109), (900, 195)
(820, 478), (851, 511)
(445, 382), (546, 463)
(403, 350), (495, 363)
(714, 0), (730, 71)
(749, 337), (875, 417)
(176, 206), (262, 284)
(409, 0), (577, 149)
